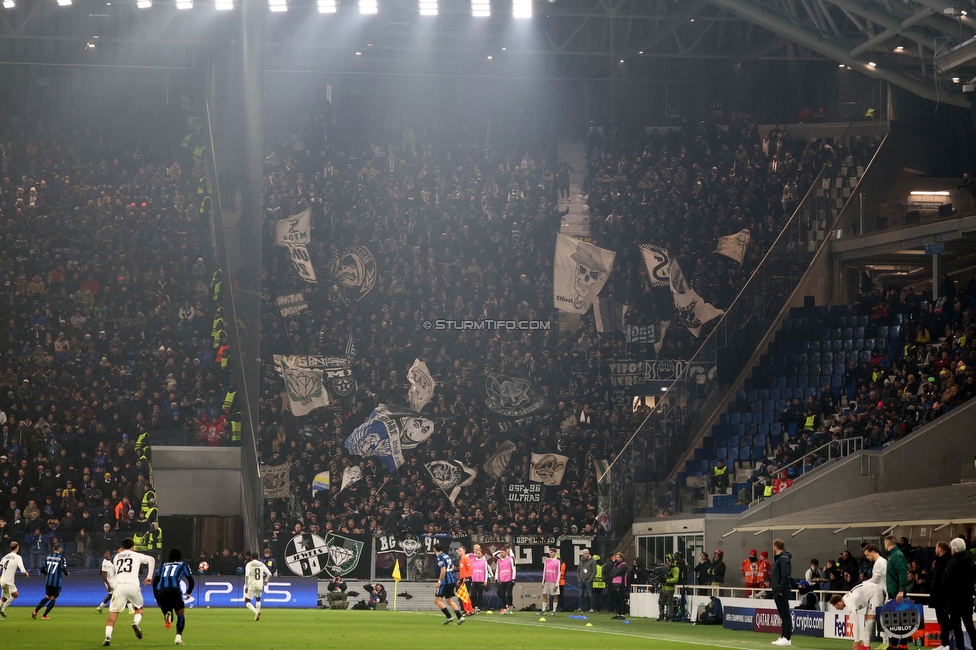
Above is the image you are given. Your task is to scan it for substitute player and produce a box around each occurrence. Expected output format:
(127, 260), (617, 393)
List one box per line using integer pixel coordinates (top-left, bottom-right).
(243, 552), (273, 621)
(152, 548), (194, 646)
(433, 542), (464, 626)
(33, 544), (69, 619)
(102, 538), (155, 646)
(829, 580), (887, 650)
(0, 541), (29, 618)
(541, 547), (561, 615)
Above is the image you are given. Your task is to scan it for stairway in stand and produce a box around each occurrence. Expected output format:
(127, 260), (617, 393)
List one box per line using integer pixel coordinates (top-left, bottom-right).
(555, 138), (591, 332)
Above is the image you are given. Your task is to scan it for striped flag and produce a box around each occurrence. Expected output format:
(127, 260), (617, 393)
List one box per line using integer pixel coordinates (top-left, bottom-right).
(311, 471), (331, 495)
(593, 458), (611, 485)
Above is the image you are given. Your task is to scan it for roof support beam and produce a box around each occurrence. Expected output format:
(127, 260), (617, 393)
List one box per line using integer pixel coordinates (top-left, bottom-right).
(822, 0), (935, 53)
(709, 0), (969, 108)
(849, 8), (933, 58)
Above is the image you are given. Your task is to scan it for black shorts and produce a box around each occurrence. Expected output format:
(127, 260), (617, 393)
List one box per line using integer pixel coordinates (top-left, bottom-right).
(155, 587), (184, 614)
(435, 582), (456, 600)
(45, 585), (61, 599)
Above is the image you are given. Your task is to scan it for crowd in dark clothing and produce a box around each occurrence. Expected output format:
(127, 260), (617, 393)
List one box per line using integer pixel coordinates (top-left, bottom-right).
(0, 111), (236, 566)
(254, 107), (859, 541)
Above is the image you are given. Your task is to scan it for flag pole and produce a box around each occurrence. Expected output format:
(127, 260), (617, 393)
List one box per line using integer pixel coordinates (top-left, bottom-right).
(393, 580), (398, 612)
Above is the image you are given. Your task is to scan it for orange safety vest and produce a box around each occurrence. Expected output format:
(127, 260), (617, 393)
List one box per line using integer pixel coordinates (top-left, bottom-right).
(458, 553), (472, 580)
(560, 562), (567, 587)
(741, 560), (760, 586)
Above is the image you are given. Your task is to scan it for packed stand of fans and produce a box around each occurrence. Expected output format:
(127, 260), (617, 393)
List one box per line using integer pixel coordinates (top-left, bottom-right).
(255, 107), (857, 542)
(0, 114), (236, 568)
(742, 280), (976, 502)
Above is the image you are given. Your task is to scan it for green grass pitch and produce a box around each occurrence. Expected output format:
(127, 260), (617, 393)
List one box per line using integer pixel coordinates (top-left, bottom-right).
(0, 607), (856, 649)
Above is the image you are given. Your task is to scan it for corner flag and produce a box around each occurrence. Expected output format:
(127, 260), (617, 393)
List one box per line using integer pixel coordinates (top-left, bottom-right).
(392, 559), (401, 583)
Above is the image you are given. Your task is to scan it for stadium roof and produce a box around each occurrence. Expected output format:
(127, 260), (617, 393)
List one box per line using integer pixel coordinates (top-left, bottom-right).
(0, 0), (971, 106)
(724, 483), (976, 536)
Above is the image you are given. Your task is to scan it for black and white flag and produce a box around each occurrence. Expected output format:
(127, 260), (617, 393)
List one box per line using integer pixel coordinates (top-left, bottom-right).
(553, 234), (615, 314)
(483, 440), (517, 481)
(640, 244), (671, 287)
(340, 466), (363, 493)
(407, 359), (435, 412)
(473, 373), (551, 436)
(425, 460), (478, 505)
(331, 245), (377, 301)
(716, 229), (751, 264)
(278, 358), (329, 417)
(276, 208), (311, 247)
(530, 452), (568, 486)
(593, 296), (628, 334)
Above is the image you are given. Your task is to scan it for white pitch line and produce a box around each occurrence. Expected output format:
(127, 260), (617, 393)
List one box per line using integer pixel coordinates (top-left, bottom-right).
(414, 611), (776, 650)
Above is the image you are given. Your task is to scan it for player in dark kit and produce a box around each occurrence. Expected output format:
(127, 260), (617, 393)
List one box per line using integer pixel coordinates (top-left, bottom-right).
(32, 544), (69, 619)
(433, 542), (464, 626)
(152, 548), (195, 646)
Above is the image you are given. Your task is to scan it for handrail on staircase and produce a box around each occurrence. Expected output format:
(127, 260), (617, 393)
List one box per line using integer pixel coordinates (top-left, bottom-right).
(749, 437), (864, 504)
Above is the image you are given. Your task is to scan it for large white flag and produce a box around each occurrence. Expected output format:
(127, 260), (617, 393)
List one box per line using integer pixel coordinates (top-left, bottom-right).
(530, 452), (569, 486)
(340, 466), (363, 492)
(553, 234), (615, 314)
(425, 460), (478, 505)
(667, 257), (724, 337)
(716, 229), (751, 264)
(407, 359), (435, 412)
(276, 208), (311, 247)
(279, 358), (329, 417)
(287, 244), (317, 283)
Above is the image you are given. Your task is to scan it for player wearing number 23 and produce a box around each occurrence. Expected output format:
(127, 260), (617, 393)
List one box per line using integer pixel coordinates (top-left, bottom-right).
(102, 538), (156, 646)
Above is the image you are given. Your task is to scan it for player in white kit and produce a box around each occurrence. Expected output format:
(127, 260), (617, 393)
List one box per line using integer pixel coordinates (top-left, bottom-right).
(102, 538), (155, 646)
(243, 552), (273, 621)
(0, 541), (30, 618)
(829, 581), (887, 650)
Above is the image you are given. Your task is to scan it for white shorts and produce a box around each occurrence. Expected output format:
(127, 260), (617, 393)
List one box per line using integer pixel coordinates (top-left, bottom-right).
(542, 582), (559, 596)
(1, 582), (16, 598)
(244, 584), (264, 600)
(110, 583), (144, 613)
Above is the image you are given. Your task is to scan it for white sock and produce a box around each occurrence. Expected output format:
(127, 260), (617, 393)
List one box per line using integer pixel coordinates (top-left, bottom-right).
(105, 625), (114, 639)
(133, 613), (142, 626)
(255, 601), (261, 613)
(246, 602), (256, 613)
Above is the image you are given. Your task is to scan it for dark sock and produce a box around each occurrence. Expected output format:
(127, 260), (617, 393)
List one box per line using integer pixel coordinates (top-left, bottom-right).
(44, 600), (55, 616)
(35, 598), (48, 612)
(440, 607), (451, 619)
(176, 614), (185, 634)
(454, 608), (462, 620)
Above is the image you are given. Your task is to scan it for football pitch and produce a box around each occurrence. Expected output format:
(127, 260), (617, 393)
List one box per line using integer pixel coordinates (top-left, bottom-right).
(0, 608), (856, 649)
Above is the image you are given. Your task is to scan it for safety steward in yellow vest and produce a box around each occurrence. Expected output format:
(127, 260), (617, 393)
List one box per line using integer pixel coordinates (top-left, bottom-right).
(711, 460), (729, 493)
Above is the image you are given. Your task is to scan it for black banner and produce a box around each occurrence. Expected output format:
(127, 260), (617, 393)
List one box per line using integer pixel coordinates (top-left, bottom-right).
(281, 532), (371, 580)
(373, 534), (471, 582)
(472, 373), (551, 436)
(507, 483), (543, 503)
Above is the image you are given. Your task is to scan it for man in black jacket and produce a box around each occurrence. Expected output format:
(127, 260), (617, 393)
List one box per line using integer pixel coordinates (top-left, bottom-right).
(942, 538), (976, 650)
(770, 539), (793, 647)
(929, 541), (950, 650)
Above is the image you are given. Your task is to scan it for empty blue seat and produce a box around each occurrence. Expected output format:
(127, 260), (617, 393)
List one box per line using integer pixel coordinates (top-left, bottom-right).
(736, 389), (747, 403)
(715, 447), (728, 460)
(758, 388), (770, 400)
(855, 327), (865, 339)
(877, 326), (889, 339)
(809, 341), (821, 353)
(837, 340), (848, 352)
(770, 388), (781, 400)
(787, 422), (798, 436)
(798, 364), (809, 376)
(776, 376), (787, 389)
(806, 387), (817, 398)
(730, 412), (741, 424)
(763, 399), (775, 414)
(734, 424), (746, 437)
(889, 325), (901, 339)
(798, 376), (810, 389)
(746, 389), (759, 402)
(860, 350), (873, 362)
(741, 412), (753, 424)
(719, 413), (729, 425)
(809, 363), (821, 376)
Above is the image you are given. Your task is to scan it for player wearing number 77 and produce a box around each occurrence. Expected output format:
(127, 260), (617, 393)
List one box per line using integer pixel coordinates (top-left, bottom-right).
(243, 552), (274, 621)
(829, 581), (886, 650)
(102, 538), (155, 647)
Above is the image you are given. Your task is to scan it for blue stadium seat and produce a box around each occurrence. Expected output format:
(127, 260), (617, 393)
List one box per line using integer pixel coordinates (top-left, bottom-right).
(853, 339), (864, 351)
(877, 326), (888, 339)
(736, 390), (747, 403)
(730, 412), (741, 424)
(864, 337), (875, 351)
(758, 388), (770, 400)
(719, 413), (729, 425)
(889, 325), (901, 339)
(855, 327), (865, 339)
(715, 447), (728, 460)
(787, 422), (798, 436)
(834, 340), (845, 352)
(741, 412), (753, 425)
(776, 376), (787, 390)
(808, 340), (821, 353)
(769, 388), (781, 400)
(805, 387), (817, 398)
(809, 363), (820, 376)
(860, 350), (873, 362)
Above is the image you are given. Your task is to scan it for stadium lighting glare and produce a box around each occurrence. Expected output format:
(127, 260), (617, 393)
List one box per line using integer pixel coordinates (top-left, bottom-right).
(2, 0), (13, 8)
(868, 61), (877, 67)
(359, 0), (377, 14)
(269, 0), (286, 11)
(136, 0), (151, 8)
(953, 77), (961, 83)
(471, 0), (489, 16)
(176, 0), (192, 8)
(419, 0), (437, 15)
(839, 63), (845, 67)
(215, 0), (233, 10)
(57, 0), (72, 6)
(512, 0), (530, 18)
(895, 45), (904, 51)
(486, 55), (492, 59)
(317, 0), (336, 12)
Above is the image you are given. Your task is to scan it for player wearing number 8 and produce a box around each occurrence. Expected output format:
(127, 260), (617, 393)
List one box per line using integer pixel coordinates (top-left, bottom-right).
(244, 552), (273, 621)
(152, 548), (195, 645)
(102, 538), (155, 647)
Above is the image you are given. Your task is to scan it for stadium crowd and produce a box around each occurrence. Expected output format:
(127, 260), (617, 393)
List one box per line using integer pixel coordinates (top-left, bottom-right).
(743, 285), (976, 501)
(0, 111), (237, 567)
(255, 108), (881, 544)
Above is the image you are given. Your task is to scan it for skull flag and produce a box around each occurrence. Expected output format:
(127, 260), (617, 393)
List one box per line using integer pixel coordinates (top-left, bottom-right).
(553, 234), (615, 314)
(344, 404), (437, 473)
(425, 460), (478, 505)
(473, 373), (551, 436)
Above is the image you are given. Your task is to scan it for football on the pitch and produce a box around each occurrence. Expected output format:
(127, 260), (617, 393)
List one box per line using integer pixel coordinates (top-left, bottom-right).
(198, 561), (210, 573)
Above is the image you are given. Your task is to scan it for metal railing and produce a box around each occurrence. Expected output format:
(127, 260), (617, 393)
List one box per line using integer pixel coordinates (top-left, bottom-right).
(634, 583), (930, 604)
(750, 437), (863, 504)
